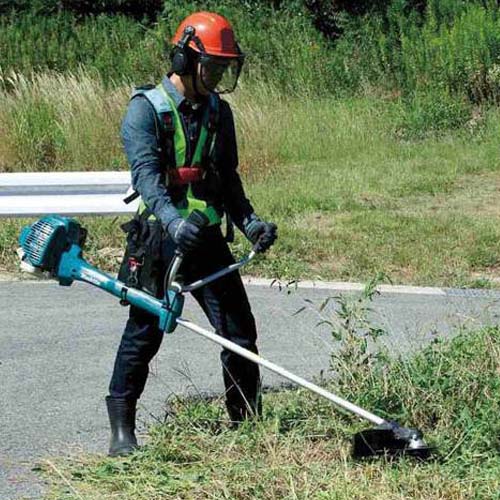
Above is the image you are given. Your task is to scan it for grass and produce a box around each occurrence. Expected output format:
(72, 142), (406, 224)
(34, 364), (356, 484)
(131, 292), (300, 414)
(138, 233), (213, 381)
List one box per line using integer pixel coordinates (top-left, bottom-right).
(1, 73), (500, 286)
(38, 325), (500, 499)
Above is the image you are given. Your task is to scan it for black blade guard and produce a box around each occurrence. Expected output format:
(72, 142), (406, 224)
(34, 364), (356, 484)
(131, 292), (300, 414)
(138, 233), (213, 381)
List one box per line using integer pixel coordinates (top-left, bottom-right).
(353, 424), (433, 460)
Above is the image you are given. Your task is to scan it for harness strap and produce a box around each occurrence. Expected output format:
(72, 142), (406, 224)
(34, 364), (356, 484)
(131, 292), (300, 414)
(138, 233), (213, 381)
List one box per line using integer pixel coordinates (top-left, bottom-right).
(169, 167), (205, 185)
(123, 190), (140, 205)
(129, 83), (223, 227)
(203, 93), (220, 164)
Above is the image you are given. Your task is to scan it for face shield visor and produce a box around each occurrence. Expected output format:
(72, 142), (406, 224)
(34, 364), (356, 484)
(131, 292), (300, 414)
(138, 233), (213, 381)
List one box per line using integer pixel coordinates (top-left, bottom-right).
(198, 54), (244, 94)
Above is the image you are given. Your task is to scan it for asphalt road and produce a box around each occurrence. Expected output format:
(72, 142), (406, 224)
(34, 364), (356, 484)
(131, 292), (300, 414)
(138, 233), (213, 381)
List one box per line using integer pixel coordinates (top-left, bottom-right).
(1, 278), (500, 499)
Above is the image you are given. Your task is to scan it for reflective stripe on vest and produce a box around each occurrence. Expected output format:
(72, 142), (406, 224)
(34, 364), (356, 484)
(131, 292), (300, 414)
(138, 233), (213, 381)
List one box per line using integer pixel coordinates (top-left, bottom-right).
(135, 82), (221, 226)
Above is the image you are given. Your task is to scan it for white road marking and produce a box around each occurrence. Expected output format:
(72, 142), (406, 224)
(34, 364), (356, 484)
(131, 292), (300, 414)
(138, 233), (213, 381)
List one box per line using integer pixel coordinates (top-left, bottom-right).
(240, 277), (447, 295)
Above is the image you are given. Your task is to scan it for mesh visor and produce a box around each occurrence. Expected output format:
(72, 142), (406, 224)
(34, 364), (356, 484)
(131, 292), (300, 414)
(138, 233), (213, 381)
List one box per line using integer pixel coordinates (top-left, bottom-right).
(199, 55), (243, 94)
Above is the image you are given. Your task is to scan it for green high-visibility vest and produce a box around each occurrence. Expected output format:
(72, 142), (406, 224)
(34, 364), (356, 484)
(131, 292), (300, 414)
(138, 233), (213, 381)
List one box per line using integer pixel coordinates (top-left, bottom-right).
(132, 82), (222, 226)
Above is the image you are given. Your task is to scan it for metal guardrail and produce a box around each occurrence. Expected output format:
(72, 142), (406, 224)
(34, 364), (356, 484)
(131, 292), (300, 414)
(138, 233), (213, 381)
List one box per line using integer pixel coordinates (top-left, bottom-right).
(0, 172), (138, 217)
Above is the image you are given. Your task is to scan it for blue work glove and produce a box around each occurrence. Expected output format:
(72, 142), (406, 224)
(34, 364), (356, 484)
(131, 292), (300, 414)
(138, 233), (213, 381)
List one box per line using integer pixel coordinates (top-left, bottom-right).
(243, 214), (278, 253)
(167, 217), (205, 255)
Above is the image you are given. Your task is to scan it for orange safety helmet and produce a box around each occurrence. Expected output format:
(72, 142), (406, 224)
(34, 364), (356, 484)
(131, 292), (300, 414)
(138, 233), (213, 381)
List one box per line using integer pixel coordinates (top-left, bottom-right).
(170, 12), (245, 94)
(172, 12), (241, 58)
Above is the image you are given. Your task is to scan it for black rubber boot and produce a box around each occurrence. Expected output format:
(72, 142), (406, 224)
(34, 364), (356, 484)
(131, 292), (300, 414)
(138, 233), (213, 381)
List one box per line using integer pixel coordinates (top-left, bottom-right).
(105, 396), (139, 457)
(226, 393), (262, 429)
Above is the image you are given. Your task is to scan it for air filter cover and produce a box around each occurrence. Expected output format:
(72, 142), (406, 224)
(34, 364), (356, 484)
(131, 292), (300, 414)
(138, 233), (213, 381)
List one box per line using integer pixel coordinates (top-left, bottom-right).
(19, 215), (82, 272)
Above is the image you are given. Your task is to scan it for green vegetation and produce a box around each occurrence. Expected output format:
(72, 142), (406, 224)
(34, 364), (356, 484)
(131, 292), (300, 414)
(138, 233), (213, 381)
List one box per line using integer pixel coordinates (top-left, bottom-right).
(2, 0), (500, 99)
(0, 3), (330, 90)
(0, 12), (165, 84)
(40, 325), (500, 499)
(2, 4), (499, 497)
(0, 71), (127, 171)
(1, 75), (500, 286)
(1, 0), (500, 286)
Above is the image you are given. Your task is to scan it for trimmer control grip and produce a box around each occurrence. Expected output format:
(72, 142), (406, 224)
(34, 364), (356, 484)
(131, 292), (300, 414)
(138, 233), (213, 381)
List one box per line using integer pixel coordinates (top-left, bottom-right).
(173, 210), (211, 260)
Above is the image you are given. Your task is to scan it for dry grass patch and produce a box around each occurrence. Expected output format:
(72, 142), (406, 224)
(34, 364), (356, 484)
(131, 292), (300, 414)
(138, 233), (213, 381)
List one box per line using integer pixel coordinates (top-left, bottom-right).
(393, 171), (500, 218)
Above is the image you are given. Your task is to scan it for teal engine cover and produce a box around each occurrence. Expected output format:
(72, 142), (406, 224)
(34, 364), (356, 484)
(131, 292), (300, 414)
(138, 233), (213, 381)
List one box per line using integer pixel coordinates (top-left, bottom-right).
(19, 215), (85, 273)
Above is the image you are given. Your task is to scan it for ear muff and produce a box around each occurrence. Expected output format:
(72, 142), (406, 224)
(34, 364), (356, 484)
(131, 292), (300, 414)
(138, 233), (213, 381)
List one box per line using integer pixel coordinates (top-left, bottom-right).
(171, 25), (196, 75)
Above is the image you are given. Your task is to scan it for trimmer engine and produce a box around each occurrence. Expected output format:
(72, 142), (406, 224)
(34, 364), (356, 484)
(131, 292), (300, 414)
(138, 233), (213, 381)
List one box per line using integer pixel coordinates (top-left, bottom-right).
(19, 215), (86, 274)
(18, 214), (183, 331)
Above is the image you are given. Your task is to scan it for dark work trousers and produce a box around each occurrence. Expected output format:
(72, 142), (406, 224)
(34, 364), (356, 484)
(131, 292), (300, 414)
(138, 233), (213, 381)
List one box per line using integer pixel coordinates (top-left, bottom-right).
(109, 224), (262, 421)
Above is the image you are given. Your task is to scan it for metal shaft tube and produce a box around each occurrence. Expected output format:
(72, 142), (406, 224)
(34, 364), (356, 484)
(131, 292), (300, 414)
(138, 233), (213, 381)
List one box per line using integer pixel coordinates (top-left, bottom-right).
(167, 254), (183, 292)
(176, 317), (386, 426)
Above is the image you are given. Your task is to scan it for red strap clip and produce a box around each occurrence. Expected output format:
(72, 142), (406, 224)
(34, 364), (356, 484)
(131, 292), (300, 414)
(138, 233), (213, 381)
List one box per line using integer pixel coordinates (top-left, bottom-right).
(169, 167), (205, 186)
(128, 257), (142, 273)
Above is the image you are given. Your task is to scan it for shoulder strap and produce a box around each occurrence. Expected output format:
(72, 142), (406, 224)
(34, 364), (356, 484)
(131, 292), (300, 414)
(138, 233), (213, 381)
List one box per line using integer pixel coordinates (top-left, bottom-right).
(203, 93), (220, 162)
(132, 86), (175, 136)
(130, 85), (176, 169)
(207, 93), (220, 132)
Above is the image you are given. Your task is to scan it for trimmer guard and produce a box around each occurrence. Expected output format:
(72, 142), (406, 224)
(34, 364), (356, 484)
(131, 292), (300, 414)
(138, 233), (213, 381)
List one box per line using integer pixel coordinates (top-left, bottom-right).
(353, 422), (433, 460)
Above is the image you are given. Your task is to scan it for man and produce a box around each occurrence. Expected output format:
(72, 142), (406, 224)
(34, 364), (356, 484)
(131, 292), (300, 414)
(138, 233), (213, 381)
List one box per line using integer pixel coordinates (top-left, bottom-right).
(106, 12), (278, 457)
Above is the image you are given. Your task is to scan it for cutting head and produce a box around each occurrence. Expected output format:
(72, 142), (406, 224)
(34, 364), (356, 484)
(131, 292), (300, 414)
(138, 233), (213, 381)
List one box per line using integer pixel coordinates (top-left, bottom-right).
(353, 422), (433, 460)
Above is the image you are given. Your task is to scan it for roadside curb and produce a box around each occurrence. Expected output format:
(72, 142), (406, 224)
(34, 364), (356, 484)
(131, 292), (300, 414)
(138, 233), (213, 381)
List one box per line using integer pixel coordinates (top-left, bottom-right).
(3, 273), (500, 297)
(241, 276), (447, 295)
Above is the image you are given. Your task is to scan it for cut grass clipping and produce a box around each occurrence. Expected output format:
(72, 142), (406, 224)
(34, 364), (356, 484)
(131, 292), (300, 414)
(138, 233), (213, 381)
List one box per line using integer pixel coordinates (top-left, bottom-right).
(40, 325), (500, 499)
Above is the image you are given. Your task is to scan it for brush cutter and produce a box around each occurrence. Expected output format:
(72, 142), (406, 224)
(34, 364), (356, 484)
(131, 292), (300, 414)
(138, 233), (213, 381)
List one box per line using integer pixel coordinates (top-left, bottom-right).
(17, 212), (433, 460)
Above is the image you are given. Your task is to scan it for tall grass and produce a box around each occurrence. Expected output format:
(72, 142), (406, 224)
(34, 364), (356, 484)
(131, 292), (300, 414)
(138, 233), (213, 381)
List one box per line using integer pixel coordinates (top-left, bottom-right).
(1, 71), (396, 173)
(0, 12), (165, 85)
(0, 3), (334, 94)
(0, 70), (128, 171)
(334, 0), (500, 101)
(0, 69), (482, 173)
(1, 71), (500, 286)
(2, 1), (500, 102)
